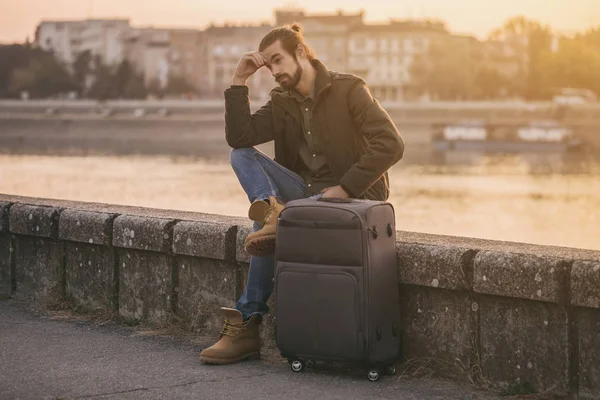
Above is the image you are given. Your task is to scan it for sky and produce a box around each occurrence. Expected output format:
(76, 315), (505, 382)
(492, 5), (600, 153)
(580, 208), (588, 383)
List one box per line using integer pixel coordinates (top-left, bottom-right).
(1, 0), (599, 43)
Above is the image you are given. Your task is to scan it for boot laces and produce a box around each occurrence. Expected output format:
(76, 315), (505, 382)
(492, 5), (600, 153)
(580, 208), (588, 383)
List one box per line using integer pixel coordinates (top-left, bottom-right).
(220, 318), (245, 337)
(261, 206), (276, 227)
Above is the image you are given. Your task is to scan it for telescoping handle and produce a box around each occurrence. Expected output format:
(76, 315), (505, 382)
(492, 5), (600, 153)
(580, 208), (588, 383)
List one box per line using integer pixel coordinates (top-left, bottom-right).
(317, 197), (353, 204)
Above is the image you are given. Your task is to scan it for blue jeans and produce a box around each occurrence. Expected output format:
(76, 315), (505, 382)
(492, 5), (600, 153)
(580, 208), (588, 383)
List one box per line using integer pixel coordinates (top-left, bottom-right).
(229, 147), (322, 320)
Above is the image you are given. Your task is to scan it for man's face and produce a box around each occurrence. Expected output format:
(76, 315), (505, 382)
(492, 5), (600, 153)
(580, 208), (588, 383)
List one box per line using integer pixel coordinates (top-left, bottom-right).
(261, 40), (303, 90)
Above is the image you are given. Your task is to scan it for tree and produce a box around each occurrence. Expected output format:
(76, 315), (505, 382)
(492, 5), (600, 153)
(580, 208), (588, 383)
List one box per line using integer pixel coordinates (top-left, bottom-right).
(472, 66), (509, 99)
(488, 16), (553, 99)
(114, 60), (133, 98)
(123, 71), (147, 99)
(411, 37), (481, 100)
(87, 55), (118, 100)
(146, 78), (164, 99)
(165, 75), (195, 96)
(7, 50), (75, 98)
(72, 50), (93, 95)
(541, 36), (600, 96)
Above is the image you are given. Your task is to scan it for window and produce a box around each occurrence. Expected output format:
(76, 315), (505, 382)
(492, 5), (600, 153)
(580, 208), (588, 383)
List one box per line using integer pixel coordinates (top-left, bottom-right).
(353, 37), (366, 50)
(380, 39), (388, 51)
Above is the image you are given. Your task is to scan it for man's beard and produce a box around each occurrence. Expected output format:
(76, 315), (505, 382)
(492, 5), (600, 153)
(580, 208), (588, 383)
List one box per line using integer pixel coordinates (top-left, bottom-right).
(276, 59), (303, 90)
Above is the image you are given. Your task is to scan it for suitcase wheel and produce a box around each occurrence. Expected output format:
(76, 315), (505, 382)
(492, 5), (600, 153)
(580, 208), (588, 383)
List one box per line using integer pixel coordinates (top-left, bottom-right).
(290, 359), (305, 372)
(386, 364), (397, 375)
(305, 359), (315, 368)
(367, 369), (380, 382)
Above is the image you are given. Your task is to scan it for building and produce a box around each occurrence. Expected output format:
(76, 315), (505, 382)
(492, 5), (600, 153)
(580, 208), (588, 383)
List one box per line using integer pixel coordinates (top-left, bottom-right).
(203, 24), (274, 98)
(275, 8), (364, 72)
(348, 20), (448, 101)
(35, 19), (131, 68)
(122, 27), (206, 92)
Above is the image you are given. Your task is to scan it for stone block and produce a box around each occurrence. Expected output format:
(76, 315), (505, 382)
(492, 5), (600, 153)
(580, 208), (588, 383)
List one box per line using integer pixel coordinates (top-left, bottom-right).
(397, 242), (474, 290)
(577, 308), (600, 399)
(173, 221), (236, 261)
(0, 202), (10, 233)
(13, 237), (63, 304)
(118, 249), (172, 323)
(0, 233), (11, 297)
(113, 215), (175, 252)
(235, 223), (253, 263)
(59, 209), (116, 245)
(9, 204), (61, 238)
(0, 202), (12, 296)
(399, 285), (474, 368)
(479, 296), (568, 394)
(65, 243), (115, 311)
(474, 251), (568, 304)
(571, 261), (600, 309)
(176, 256), (240, 335)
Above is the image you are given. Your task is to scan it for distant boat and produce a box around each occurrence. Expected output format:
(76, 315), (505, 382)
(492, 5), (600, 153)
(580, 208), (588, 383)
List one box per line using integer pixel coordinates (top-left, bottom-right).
(432, 120), (583, 152)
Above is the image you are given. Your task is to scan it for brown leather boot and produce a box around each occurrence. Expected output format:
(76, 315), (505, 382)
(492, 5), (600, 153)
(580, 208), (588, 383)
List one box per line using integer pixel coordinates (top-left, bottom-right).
(244, 196), (284, 257)
(199, 308), (261, 365)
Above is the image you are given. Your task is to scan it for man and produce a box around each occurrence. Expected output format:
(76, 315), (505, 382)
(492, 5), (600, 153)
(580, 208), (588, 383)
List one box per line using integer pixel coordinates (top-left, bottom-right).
(199, 23), (404, 364)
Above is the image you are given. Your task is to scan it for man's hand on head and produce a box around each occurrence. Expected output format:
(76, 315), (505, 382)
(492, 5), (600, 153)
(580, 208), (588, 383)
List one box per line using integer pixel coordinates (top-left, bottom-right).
(232, 51), (268, 86)
(321, 185), (349, 199)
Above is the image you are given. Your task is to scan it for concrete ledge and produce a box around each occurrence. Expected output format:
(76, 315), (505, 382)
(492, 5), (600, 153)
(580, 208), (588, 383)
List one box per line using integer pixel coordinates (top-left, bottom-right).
(119, 249), (172, 322)
(571, 261), (600, 309)
(577, 308), (600, 398)
(479, 296), (569, 394)
(65, 243), (115, 311)
(235, 223), (253, 263)
(9, 204), (61, 239)
(2, 194), (600, 398)
(400, 286), (473, 364)
(397, 230), (600, 263)
(397, 242), (474, 290)
(0, 234), (11, 297)
(113, 215), (175, 252)
(177, 257), (239, 335)
(0, 201), (11, 296)
(0, 194), (247, 227)
(0, 202), (10, 233)
(173, 221), (236, 261)
(59, 209), (116, 246)
(473, 251), (568, 304)
(13, 237), (62, 303)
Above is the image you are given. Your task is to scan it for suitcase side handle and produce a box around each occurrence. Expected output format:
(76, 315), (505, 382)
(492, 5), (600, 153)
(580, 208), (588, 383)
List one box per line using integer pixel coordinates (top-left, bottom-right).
(317, 197), (353, 203)
(279, 218), (360, 230)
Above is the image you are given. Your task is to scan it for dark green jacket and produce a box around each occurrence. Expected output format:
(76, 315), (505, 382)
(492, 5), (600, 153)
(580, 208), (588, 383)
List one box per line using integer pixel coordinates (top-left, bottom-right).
(224, 59), (404, 201)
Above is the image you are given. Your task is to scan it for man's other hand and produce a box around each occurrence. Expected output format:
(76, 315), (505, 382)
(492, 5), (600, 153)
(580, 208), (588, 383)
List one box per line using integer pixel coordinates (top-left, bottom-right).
(321, 185), (349, 199)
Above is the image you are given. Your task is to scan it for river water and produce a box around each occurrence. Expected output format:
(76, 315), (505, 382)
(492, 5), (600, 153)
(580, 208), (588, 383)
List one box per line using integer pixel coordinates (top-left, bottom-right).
(1, 150), (598, 251)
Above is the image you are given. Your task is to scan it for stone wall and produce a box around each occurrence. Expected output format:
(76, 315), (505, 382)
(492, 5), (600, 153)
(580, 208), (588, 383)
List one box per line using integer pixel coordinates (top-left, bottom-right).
(1, 194), (599, 398)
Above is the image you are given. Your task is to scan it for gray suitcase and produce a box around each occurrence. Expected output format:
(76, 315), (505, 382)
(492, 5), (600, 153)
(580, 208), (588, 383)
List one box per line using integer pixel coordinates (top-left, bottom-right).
(274, 197), (401, 381)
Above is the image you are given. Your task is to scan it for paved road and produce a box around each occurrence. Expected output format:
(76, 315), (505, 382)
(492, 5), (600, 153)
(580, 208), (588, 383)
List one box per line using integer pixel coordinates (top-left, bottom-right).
(0, 300), (502, 400)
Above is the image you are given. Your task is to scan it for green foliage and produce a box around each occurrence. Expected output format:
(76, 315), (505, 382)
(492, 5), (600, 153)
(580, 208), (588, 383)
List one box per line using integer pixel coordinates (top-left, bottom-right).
(0, 44), (75, 98)
(412, 16), (599, 100)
